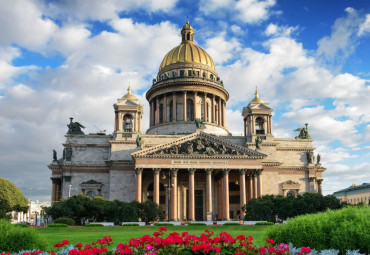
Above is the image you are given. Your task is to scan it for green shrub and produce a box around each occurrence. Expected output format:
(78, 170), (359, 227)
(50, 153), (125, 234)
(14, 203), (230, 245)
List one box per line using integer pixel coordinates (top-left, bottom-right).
(122, 223), (140, 226)
(14, 223), (30, 227)
(47, 223), (68, 227)
(188, 222), (207, 226)
(255, 222), (274, 225)
(0, 219), (47, 252)
(266, 206), (370, 254)
(223, 222), (241, 225)
(54, 217), (75, 225)
(84, 223), (104, 227)
(154, 223), (174, 226)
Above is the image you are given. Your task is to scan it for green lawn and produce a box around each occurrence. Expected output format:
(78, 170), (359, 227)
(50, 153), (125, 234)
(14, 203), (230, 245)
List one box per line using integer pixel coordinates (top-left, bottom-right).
(37, 225), (269, 250)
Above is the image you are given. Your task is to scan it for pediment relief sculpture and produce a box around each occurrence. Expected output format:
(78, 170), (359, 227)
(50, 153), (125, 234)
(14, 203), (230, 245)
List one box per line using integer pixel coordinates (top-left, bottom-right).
(148, 138), (247, 156)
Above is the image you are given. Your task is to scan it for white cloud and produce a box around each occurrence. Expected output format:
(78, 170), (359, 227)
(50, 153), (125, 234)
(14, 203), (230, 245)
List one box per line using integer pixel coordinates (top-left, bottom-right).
(205, 33), (241, 64)
(231, 25), (244, 35)
(199, 0), (276, 24)
(316, 7), (361, 62)
(46, 0), (178, 21)
(265, 23), (298, 37)
(358, 14), (370, 36)
(0, 0), (57, 51)
(235, 0), (276, 24)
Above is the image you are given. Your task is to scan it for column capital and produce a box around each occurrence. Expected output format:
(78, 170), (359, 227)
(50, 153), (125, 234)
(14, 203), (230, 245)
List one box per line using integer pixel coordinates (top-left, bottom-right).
(256, 169), (263, 175)
(170, 168), (179, 176)
(317, 179), (323, 184)
(153, 168), (161, 174)
(188, 168), (196, 175)
(309, 177), (316, 182)
(222, 169), (230, 176)
(205, 169), (213, 175)
(135, 168), (143, 175)
(239, 169), (247, 175)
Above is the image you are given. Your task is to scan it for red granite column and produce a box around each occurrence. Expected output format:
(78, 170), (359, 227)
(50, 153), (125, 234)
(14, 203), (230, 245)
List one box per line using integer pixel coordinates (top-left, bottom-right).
(239, 169), (247, 219)
(223, 169), (230, 220)
(170, 169), (178, 221)
(188, 169), (196, 221)
(135, 168), (143, 202)
(206, 169), (213, 220)
(153, 169), (161, 205)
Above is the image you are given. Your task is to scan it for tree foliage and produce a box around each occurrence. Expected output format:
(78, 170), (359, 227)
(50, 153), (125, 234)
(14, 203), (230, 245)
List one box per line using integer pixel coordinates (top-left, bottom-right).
(0, 177), (28, 219)
(243, 193), (343, 222)
(44, 194), (164, 225)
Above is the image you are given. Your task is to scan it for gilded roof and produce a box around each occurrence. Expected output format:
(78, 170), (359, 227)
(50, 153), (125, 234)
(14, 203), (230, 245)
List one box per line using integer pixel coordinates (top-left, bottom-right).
(122, 86), (138, 101)
(159, 21), (216, 72)
(248, 88), (265, 105)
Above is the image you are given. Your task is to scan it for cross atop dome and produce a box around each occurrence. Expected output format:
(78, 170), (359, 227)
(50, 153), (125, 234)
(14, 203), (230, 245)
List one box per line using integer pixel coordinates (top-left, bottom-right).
(181, 20), (194, 43)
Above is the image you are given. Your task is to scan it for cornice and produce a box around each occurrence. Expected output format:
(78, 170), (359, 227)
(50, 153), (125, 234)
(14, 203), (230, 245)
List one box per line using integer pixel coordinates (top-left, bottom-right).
(276, 147), (315, 151)
(62, 143), (110, 148)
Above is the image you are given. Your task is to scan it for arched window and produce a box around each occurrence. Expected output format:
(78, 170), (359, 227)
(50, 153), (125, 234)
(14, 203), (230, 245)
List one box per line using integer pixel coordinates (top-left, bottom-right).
(286, 190), (295, 197)
(255, 117), (265, 134)
(123, 114), (133, 132)
(187, 99), (194, 121)
(86, 191), (96, 198)
(187, 33), (190, 40)
(159, 104), (164, 123)
(169, 100), (173, 122)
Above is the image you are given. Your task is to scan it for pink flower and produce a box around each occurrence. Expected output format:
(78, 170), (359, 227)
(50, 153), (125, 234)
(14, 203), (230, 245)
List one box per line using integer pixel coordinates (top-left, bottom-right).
(258, 247), (267, 254)
(145, 245), (155, 251)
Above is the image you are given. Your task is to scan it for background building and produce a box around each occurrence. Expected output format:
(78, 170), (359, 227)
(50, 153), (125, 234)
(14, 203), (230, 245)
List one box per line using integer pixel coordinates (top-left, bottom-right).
(49, 21), (325, 221)
(333, 183), (370, 204)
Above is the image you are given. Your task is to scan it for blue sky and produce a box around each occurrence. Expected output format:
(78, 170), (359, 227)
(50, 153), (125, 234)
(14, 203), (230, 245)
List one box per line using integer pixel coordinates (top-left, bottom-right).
(0, 0), (369, 201)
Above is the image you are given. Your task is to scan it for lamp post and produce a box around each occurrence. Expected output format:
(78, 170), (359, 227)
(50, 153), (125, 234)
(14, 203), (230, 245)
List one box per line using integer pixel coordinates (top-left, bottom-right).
(29, 188), (32, 224)
(162, 171), (174, 222)
(68, 184), (72, 198)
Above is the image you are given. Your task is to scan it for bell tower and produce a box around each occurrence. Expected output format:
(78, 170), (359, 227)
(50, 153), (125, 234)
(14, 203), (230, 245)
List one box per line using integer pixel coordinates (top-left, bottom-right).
(241, 88), (273, 141)
(113, 86), (143, 139)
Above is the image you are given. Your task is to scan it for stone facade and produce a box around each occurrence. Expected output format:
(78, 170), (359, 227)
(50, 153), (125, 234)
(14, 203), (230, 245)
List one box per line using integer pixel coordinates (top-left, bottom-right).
(48, 21), (326, 221)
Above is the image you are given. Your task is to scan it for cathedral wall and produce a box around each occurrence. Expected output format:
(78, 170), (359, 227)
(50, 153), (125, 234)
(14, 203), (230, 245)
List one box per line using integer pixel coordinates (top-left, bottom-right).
(71, 147), (110, 164)
(147, 122), (229, 136)
(62, 171), (110, 200)
(278, 170), (309, 194)
(110, 143), (137, 160)
(65, 135), (112, 144)
(276, 150), (307, 166)
(261, 169), (279, 195)
(109, 169), (136, 202)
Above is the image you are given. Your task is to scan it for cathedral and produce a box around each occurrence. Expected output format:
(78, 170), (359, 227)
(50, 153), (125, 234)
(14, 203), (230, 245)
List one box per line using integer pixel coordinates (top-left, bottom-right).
(49, 21), (325, 221)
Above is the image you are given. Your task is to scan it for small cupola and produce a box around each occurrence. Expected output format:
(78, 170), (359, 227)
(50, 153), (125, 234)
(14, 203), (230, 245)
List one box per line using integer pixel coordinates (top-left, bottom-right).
(181, 20), (194, 43)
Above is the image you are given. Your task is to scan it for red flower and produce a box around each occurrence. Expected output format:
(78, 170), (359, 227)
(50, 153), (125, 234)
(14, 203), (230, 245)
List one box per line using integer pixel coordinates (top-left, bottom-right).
(266, 238), (275, 244)
(54, 243), (63, 248)
(258, 247), (267, 254)
(268, 247), (276, 253)
(62, 240), (70, 245)
(159, 226), (167, 232)
(299, 247), (312, 254)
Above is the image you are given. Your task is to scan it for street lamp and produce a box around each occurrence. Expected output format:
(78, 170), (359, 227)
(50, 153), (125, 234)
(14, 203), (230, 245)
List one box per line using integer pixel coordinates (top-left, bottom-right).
(29, 188), (32, 224)
(68, 184), (72, 197)
(162, 172), (174, 222)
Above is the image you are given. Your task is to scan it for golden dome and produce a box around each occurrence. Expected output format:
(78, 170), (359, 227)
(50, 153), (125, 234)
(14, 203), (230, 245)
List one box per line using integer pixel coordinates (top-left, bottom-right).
(122, 86), (138, 100)
(249, 88), (265, 105)
(159, 21), (216, 72)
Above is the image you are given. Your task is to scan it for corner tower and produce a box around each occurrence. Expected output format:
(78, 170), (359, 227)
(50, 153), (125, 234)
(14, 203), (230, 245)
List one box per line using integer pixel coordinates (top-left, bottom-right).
(242, 88), (273, 141)
(146, 21), (230, 135)
(113, 86), (143, 139)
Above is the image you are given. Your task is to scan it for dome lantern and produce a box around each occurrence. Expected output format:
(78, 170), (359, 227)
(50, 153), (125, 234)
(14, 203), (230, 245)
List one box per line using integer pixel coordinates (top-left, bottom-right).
(181, 20), (194, 43)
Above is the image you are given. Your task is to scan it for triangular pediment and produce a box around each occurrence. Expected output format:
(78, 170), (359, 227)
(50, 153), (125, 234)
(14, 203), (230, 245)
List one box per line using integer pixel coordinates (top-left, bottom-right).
(132, 132), (266, 158)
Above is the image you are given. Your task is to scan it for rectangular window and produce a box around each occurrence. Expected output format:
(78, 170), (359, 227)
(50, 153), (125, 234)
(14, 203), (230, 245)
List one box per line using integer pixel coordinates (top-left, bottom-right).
(180, 70), (185, 77)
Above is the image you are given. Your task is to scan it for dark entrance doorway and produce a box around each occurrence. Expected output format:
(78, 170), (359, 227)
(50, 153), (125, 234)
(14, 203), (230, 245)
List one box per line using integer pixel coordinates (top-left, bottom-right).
(195, 190), (203, 221)
(186, 189), (204, 221)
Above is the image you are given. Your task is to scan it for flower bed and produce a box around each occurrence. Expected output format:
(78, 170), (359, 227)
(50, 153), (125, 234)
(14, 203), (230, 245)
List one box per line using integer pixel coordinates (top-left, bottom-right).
(0, 227), (363, 255)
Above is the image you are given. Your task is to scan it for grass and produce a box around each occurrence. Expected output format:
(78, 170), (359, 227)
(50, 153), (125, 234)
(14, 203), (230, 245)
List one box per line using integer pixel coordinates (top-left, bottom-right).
(36, 225), (269, 250)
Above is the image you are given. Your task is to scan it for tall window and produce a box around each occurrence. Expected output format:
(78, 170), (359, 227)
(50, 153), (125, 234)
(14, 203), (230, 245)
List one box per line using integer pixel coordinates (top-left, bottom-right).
(255, 117), (265, 134)
(159, 104), (164, 123)
(201, 101), (204, 121)
(215, 105), (219, 124)
(187, 99), (194, 121)
(169, 100), (173, 121)
(123, 114), (133, 132)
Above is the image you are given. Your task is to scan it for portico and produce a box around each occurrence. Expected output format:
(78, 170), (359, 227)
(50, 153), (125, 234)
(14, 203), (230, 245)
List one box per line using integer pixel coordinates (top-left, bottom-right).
(132, 132), (266, 221)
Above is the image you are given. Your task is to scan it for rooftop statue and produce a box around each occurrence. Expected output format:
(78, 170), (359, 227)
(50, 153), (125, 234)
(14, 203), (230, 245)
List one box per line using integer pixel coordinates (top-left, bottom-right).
(295, 123), (311, 139)
(53, 150), (57, 161)
(317, 154), (321, 164)
(67, 117), (85, 135)
(195, 118), (203, 129)
(136, 135), (142, 149)
(255, 136), (262, 150)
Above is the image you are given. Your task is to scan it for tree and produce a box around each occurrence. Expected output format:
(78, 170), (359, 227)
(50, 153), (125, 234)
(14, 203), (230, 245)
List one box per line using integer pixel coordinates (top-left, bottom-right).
(0, 177), (28, 219)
